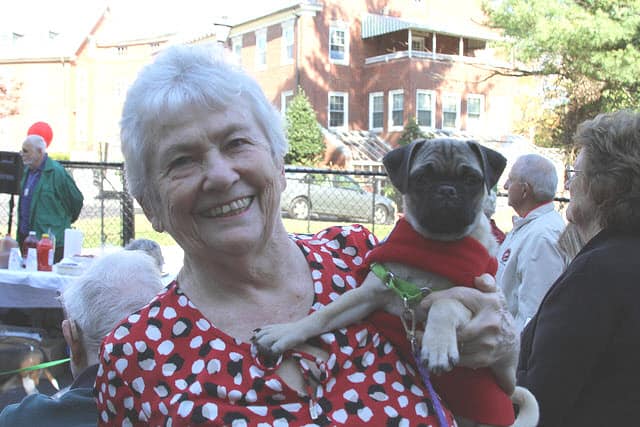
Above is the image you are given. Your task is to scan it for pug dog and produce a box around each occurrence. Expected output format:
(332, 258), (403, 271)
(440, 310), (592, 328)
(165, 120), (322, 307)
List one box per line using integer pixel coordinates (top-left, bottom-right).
(253, 138), (538, 427)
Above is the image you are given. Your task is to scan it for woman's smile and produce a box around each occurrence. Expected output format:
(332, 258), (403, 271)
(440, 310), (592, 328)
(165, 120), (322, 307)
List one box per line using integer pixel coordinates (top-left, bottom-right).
(202, 196), (254, 218)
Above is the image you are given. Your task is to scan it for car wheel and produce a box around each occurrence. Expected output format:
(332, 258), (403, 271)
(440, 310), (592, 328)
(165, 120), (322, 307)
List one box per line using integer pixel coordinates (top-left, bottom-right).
(374, 204), (391, 224)
(289, 197), (311, 220)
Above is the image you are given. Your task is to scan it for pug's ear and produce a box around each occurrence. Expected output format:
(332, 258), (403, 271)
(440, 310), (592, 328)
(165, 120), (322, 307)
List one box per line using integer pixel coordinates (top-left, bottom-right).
(467, 141), (506, 191)
(383, 139), (426, 194)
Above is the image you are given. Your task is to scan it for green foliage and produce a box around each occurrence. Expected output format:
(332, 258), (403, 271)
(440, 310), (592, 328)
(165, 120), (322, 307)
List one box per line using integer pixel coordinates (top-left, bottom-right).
(284, 87), (325, 166)
(49, 152), (70, 161)
(484, 0), (640, 150)
(398, 117), (428, 146)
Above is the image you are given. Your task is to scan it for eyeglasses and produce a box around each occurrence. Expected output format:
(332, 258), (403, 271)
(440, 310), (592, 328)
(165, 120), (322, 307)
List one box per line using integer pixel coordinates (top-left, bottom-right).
(565, 168), (582, 183)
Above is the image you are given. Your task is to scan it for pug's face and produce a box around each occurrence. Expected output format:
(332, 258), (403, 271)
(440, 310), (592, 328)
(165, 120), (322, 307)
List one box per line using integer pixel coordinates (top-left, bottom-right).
(406, 140), (486, 236)
(383, 138), (506, 240)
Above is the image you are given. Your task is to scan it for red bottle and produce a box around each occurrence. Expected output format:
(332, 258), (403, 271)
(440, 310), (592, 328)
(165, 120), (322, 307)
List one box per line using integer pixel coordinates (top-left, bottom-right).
(22, 231), (39, 259)
(37, 233), (54, 272)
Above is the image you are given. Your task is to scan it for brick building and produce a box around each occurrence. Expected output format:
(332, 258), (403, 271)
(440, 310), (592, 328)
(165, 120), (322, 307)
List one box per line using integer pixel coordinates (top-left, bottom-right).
(0, 0), (539, 159)
(230, 0), (540, 148)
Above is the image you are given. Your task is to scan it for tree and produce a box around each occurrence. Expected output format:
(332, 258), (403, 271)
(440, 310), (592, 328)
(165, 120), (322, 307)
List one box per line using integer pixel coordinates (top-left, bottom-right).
(398, 116), (428, 146)
(484, 0), (640, 150)
(284, 87), (325, 166)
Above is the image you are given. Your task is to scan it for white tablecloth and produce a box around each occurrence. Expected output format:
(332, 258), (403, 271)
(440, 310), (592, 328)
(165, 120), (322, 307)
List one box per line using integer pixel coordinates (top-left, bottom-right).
(0, 269), (76, 308)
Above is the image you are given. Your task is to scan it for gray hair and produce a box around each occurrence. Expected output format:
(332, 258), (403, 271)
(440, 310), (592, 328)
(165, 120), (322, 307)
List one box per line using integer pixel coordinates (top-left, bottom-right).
(61, 250), (163, 355)
(512, 153), (558, 202)
(120, 43), (287, 205)
(125, 238), (164, 269)
(574, 110), (640, 232)
(23, 135), (47, 152)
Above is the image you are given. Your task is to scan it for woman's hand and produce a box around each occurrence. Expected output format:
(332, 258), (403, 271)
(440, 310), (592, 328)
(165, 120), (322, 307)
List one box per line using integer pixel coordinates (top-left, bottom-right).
(420, 273), (518, 370)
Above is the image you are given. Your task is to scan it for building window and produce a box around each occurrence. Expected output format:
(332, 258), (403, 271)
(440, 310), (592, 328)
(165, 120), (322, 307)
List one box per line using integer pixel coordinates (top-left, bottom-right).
(329, 23), (349, 65)
(416, 90), (435, 128)
(231, 36), (242, 65)
(411, 36), (425, 51)
(328, 91), (348, 129)
(369, 92), (384, 131)
(467, 94), (484, 131)
(442, 94), (460, 129)
(255, 29), (267, 69)
(281, 90), (294, 116)
(388, 89), (404, 131)
(116, 46), (127, 56)
(281, 21), (294, 64)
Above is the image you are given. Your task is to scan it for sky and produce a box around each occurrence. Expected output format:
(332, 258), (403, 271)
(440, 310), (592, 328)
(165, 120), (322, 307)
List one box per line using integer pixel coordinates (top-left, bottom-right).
(2, 0), (294, 36)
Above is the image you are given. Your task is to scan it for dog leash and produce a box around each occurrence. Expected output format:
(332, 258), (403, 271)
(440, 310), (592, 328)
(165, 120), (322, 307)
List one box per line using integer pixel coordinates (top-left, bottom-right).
(371, 263), (450, 427)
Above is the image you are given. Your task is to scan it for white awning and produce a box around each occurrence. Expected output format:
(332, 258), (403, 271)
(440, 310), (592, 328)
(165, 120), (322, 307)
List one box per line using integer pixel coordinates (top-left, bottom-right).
(360, 13), (502, 42)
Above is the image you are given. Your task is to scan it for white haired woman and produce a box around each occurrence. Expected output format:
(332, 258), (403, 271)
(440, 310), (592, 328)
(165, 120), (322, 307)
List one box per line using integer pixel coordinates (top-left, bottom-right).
(95, 44), (518, 426)
(517, 110), (640, 426)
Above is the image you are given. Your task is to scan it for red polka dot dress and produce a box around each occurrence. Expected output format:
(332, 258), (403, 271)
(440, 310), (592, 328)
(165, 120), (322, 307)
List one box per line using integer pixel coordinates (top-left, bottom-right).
(95, 225), (454, 426)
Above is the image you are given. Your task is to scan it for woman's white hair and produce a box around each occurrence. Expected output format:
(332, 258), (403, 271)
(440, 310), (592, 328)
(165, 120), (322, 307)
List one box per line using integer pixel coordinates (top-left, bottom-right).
(61, 250), (164, 354)
(120, 43), (287, 205)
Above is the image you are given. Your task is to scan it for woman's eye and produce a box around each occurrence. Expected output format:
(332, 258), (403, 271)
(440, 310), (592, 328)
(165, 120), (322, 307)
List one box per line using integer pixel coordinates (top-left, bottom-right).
(168, 156), (193, 170)
(226, 138), (250, 150)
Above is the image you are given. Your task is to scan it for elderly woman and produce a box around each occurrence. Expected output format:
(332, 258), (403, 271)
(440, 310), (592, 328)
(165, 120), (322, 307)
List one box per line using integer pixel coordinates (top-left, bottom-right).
(517, 110), (640, 426)
(95, 44), (517, 426)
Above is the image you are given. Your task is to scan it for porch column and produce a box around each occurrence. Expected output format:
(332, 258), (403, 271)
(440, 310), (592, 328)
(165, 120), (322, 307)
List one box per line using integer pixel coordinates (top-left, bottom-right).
(432, 33), (436, 58)
(459, 36), (464, 57)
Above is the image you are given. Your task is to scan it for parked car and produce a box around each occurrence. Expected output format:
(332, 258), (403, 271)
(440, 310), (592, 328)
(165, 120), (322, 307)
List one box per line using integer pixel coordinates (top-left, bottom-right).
(281, 172), (396, 224)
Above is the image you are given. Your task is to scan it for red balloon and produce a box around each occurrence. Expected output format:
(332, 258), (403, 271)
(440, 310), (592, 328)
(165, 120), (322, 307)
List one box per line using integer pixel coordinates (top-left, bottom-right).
(27, 122), (53, 147)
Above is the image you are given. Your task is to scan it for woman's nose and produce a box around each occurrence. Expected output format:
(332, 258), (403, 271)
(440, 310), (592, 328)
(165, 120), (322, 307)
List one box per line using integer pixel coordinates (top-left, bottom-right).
(202, 152), (239, 191)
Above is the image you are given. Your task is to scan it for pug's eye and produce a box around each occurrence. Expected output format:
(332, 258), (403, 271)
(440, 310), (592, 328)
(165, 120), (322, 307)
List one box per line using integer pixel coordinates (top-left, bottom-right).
(464, 174), (482, 186)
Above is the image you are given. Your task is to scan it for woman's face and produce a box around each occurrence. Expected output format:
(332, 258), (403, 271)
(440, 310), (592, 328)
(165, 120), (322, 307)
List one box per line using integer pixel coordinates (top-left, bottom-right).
(143, 101), (286, 257)
(566, 150), (591, 229)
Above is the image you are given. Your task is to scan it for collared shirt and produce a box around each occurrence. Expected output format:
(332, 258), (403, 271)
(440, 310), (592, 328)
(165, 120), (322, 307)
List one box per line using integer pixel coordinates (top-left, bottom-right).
(18, 155), (47, 236)
(496, 202), (566, 331)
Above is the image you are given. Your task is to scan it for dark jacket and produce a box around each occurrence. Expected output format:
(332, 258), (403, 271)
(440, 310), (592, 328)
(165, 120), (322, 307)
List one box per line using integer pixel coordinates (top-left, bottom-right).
(517, 229), (640, 426)
(0, 364), (98, 427)
(17, 157), (83, 248)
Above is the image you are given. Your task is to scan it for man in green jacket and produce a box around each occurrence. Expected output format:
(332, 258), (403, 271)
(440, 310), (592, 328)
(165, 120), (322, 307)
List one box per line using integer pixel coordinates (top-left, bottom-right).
(17, 135), (83, 263)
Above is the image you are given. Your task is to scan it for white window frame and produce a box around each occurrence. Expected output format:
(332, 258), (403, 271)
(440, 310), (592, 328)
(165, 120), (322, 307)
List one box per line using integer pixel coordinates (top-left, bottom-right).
(328, 91), (349, 130)
(255, 28), (267, 70)
(281, 90), (294, 116)
(329, 22), (349, 65)
(232, 36), (242, 64)
(416, 89), (436, 130)
(369, 92), (384, 132)
(466, 94), (484, 131)
(281, 20), (294, 65)
(442, 93), (461, 129)
(388, 89), (405, 132)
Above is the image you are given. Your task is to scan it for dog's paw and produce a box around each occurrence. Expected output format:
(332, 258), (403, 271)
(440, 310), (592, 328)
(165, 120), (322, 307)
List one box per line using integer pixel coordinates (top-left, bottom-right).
(420, 334), (460, 374)
(251, 323), (305, 357)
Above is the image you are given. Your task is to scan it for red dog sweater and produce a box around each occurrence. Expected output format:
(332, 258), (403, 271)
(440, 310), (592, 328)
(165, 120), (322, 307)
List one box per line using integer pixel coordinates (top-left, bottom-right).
(366, 218), (515, 426)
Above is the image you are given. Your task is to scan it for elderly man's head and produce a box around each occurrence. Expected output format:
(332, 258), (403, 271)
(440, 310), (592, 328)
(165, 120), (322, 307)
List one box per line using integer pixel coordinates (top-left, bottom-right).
(60, 250), (163, 377)
(504, 153), (558, 217)
(21, 135), (47, 171)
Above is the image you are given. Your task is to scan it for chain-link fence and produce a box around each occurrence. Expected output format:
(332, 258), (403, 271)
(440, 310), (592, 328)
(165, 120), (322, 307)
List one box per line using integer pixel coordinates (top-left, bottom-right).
(282, 167), (397, 235)
(0, 163), (571, 247)
(0, 161), (134, 248)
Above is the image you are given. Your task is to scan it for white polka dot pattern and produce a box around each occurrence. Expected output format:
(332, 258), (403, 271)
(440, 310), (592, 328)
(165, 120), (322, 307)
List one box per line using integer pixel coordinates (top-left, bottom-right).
(95, 225), (453, 426)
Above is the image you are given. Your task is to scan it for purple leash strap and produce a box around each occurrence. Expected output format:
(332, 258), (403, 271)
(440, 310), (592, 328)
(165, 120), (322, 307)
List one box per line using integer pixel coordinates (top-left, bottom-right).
(413, 348), (449, 427)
